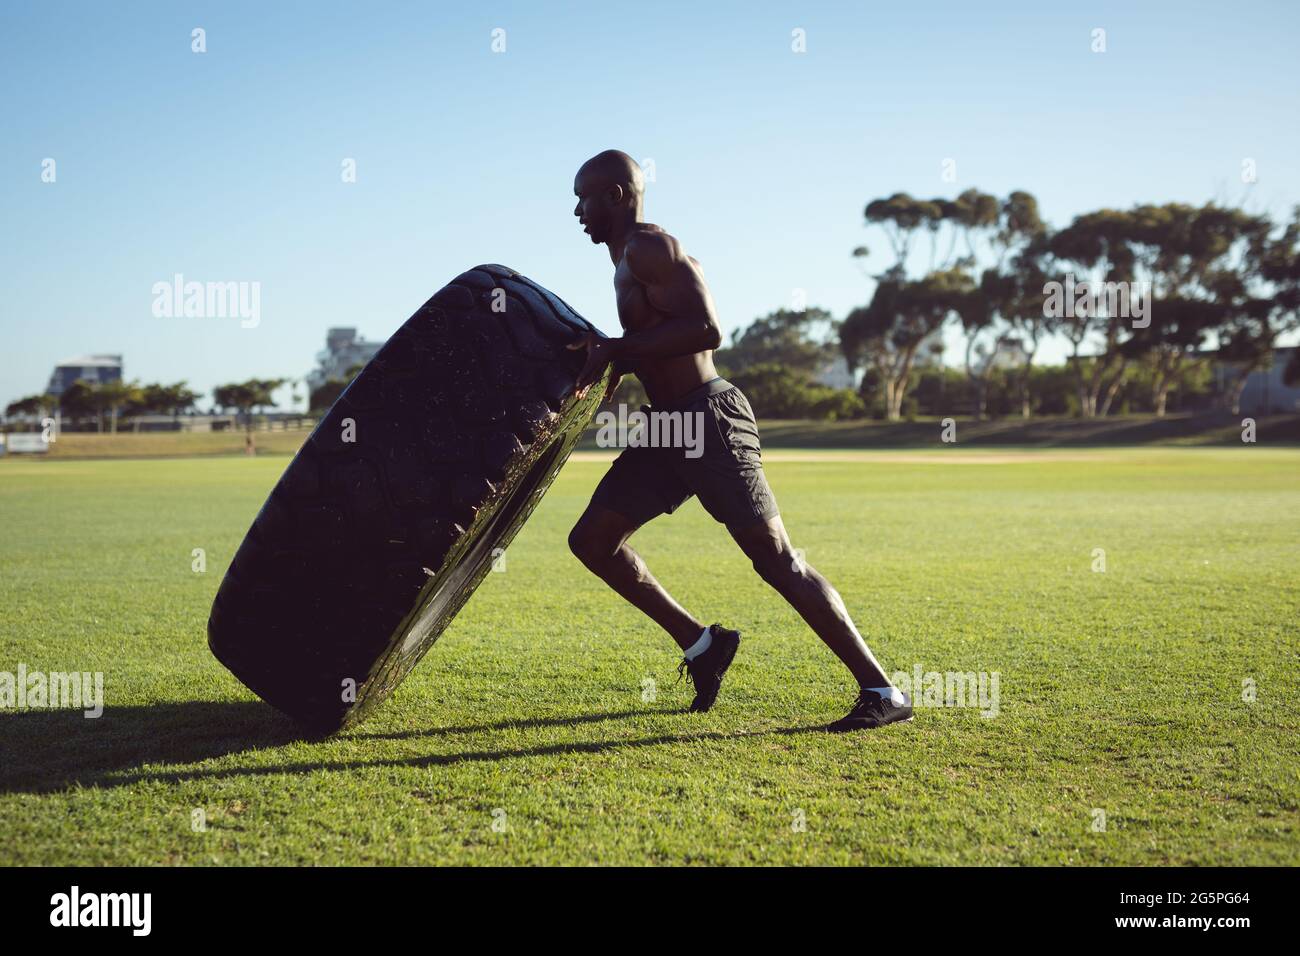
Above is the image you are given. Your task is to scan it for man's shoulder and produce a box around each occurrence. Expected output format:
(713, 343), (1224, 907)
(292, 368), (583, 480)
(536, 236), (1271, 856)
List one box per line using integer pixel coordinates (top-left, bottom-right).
(625, 225), (683, 274)
(628, 223), (678, 249)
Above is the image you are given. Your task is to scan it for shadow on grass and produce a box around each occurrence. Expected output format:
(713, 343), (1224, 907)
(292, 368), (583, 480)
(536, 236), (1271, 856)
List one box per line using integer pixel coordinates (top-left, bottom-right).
(0, 701), (815, 794)
(0, 701), (301, 794)
(352, 707), (667, 741)
(104, 722), (824, 791)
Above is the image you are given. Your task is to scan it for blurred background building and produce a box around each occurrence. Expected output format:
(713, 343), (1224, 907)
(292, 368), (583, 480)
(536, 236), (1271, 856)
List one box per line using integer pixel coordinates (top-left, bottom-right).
(306, 328), (382, 393)
(46, 354), (122, 396)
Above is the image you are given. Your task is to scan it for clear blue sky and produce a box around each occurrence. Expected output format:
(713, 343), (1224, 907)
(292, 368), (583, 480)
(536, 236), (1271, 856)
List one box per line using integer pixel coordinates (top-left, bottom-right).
(2, 0), (1297, 410)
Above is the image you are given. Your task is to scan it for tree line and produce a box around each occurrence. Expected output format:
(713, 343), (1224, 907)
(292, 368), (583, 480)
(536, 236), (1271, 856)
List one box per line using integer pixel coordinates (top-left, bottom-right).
(712, 192), (1300, 421)
(4, 379), (289, 433)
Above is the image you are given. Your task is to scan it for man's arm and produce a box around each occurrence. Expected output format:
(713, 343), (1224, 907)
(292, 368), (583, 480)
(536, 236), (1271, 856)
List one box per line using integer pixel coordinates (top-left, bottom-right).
(612, 232), (722, 362)
(569, 232), (721, 388)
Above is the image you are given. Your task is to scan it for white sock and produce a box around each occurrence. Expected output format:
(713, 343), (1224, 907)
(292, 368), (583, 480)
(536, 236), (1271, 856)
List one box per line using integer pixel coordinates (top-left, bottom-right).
(684, 626), (713, 660)
(867, 685), (905, 706)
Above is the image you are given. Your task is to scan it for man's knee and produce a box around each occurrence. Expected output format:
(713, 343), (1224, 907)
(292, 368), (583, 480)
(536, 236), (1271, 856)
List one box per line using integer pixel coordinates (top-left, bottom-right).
(568, 514), (623, 569)
(730, 518), (800, 588)
(567, 522), (599, 567)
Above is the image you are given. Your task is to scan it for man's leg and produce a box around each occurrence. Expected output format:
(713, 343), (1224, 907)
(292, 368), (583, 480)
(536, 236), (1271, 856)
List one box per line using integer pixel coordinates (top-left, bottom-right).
(568, 503), (704, 651)
(727, 514), (890, 690)
(679, 383), (907, 727)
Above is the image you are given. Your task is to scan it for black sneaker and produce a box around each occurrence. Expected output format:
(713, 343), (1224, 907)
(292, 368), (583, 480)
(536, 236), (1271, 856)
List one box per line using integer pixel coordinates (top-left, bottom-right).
(826, 688), (913, 732)
(676, 624), (741, 713)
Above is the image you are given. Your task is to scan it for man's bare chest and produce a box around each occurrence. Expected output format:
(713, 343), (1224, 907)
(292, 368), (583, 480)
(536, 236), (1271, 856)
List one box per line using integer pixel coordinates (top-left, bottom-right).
(613, 260), (662, 333)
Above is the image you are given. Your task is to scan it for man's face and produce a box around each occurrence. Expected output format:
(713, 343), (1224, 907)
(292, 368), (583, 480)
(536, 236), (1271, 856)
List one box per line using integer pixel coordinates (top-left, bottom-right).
(573, 169), (615, 245)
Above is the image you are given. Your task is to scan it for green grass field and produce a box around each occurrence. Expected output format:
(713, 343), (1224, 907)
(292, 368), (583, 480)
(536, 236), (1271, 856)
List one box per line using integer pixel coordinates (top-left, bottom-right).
(1, 448), (1297, 865)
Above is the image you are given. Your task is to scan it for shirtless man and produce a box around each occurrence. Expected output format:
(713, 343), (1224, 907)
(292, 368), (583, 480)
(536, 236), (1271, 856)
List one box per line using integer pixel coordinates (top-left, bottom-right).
(565, 149), (912, 731)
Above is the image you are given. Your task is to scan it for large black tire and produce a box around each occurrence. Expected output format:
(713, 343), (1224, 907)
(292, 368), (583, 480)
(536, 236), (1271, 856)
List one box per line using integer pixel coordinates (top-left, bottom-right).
(207, 265), (609, 734)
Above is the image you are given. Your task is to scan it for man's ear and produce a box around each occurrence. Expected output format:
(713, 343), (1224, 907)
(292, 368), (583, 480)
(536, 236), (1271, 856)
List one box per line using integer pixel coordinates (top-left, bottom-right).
(606, 183), (625, 205)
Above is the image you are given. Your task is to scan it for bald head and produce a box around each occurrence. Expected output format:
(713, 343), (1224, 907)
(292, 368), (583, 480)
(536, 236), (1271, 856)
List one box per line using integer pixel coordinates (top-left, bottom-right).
(574, 150), (644, 246)
(578, 150), (644, 202)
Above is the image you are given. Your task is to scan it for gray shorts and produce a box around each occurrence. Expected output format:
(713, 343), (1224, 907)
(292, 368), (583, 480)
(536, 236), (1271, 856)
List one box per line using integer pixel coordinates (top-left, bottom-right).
(590, 377), (779, 529)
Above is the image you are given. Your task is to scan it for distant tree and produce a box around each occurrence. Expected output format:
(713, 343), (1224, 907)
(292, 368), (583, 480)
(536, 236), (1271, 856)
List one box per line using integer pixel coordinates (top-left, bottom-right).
(849, 190), (1008, 419)
(126, 382), (200, 420)
(155, 382), (200, 417)
(955, 190), (1046, 419)
(861, 193), (937, 263)
(842, 268), (973, 420)
(308, 380), (347, 414)
(954, 286), (1008, 421)
(1128, 352), (1214, 414)
(981, 194), (1054, 418)
(948, 188), (1002, 265)
(307, 364), (363, 413)
(714, 307), (840, 378)
(5, 394), (55, 419)
(56, 380), (97, 427)
(92, 380), (143, 434)
(213, 379), (288, 446)
(727, 363), (865, 420)
(1122, 203), (1270, 415)
(1215, 205), (1300, 413)
(1049, 209), (1140, 416)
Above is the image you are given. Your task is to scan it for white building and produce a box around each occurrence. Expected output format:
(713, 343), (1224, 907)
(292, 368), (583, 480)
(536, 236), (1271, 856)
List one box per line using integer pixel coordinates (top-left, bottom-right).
(306, 328), (383, 392)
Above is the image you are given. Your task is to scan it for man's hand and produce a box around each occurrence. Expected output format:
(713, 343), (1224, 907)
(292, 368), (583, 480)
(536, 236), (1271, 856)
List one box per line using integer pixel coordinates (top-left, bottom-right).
(567, 330), (621, 402)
